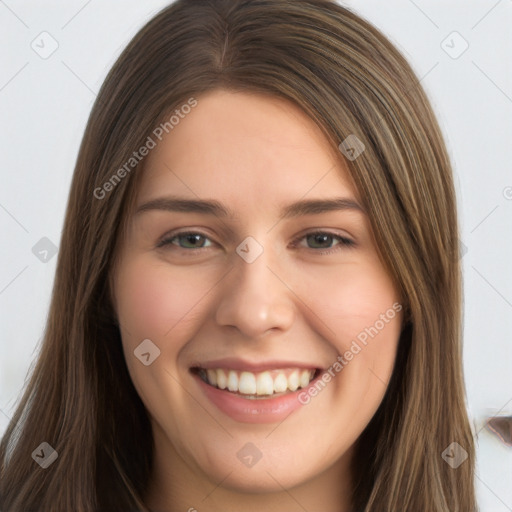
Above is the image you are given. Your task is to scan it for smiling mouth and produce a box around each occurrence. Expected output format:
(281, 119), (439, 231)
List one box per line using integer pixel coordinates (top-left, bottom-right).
(192, 367), (321, 399)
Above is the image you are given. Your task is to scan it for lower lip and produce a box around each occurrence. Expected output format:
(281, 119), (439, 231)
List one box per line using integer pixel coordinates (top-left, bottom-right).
(193, 373), (318, 424)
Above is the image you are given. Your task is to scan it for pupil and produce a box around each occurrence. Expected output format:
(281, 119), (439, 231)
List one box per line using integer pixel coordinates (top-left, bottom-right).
(311, 234), (331, 248)
(185, 234), (202, 247)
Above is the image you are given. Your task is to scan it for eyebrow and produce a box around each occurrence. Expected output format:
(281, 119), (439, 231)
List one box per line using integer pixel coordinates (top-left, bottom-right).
(135, 196), (365, 218)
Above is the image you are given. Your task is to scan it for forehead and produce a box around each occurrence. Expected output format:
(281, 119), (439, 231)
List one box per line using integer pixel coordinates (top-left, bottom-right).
(136, 89), (357, 210)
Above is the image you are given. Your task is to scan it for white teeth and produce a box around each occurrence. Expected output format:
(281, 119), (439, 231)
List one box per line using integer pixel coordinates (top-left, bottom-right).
(239, 372), (256, 394)
(288, 370), (299, 391)
(256, 372), (274, 395)
(201, 368), (316, 396)
(273, 373), (288, 393)
(206, 369), (217, 387)
(216, 369), (227, 390)
(227, 370), (238, 392)
(299, 370), (310, 388)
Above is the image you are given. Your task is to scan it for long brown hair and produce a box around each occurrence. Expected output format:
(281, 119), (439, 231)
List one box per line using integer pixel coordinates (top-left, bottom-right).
(0, 1), (476, 510)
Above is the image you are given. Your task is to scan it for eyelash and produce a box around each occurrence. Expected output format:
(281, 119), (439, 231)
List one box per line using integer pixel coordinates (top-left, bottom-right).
(156, 230), (355, 255)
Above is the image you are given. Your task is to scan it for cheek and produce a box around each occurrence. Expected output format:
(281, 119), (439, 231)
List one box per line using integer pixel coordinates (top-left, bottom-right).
(338, 267), (402, 379)
(113, 257), (220, 423)
(114, 257), (216, 348)
(297, 259), (402, 413)
(299, 259), (401, 341)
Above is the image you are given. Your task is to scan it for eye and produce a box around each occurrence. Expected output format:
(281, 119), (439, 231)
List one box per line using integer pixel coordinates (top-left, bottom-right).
(291, 231), (355, 254)
(157, 231), (213, 250)
(157, 229), (355, 255)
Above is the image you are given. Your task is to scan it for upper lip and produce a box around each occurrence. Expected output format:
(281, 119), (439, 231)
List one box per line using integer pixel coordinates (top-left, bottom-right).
(190, 357), (324, 372)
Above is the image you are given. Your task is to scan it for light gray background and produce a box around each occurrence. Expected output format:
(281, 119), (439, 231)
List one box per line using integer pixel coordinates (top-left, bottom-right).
(1, 1), (511, 510)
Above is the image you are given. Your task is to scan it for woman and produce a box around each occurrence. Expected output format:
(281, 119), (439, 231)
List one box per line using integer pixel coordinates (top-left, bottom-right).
(0, 0), (477, 510)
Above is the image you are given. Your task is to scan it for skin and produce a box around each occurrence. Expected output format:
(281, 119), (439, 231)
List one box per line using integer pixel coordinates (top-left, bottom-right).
(111, 89), (403, 512)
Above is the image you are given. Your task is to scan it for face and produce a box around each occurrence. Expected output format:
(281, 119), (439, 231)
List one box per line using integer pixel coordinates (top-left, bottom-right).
(112, 89), (403, 500)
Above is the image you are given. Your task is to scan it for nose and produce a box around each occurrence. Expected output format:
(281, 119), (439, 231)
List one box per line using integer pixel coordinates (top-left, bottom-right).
(214, 241), (296, 339)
